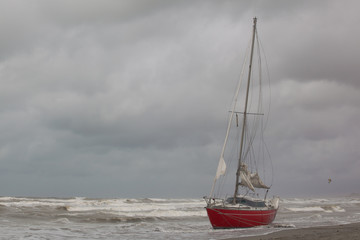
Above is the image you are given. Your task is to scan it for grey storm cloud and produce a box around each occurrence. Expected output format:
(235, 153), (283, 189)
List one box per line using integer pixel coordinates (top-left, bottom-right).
(0, 0), (359, 198)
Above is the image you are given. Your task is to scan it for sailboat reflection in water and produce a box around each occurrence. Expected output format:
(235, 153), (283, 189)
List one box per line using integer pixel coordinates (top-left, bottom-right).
(204, 17), (280, 229)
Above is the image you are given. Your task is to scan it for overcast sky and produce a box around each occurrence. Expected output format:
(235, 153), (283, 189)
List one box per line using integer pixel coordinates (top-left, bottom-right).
(0, 0), (359, 198)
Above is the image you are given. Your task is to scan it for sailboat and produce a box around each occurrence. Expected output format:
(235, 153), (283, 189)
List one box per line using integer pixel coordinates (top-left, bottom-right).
(204, 17), (280, 228)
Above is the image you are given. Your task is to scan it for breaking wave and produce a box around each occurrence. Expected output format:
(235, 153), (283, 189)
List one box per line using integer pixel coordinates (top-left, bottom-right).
(286, 205), (345, 213)
(0, 197), (206, 223)
(1, 195), (360, 240)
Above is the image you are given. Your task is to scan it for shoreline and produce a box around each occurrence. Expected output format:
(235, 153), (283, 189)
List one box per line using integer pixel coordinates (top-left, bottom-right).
(226, 222), (360, 240)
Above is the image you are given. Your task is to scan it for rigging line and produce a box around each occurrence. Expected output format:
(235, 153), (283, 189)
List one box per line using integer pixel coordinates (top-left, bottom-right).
(256, 25), (273, 186)
(217, 140), (236, 197)
(240, 26), (271, 185)
(256, 29), (263, 115)
(248, 115), (266, 177)
(210, 39), (252, 198)
(222, 121), (242, 195)
(242, 35), (264, 173)
(229, 41), (252, 108)
(215, 107), (243, 197)
(244, 115), (260, 164)
(218, 122), (241, 197)
(264, 139), (274, 186)
(256, 29), (272, 131)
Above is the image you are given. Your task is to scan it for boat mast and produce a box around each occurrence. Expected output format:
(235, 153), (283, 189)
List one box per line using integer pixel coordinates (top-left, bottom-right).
(233, 17), (257, 203)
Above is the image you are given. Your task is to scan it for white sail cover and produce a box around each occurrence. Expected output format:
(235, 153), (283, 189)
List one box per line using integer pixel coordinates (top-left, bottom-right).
(215, 156), (226, 180)
(239, 163), (269, 191)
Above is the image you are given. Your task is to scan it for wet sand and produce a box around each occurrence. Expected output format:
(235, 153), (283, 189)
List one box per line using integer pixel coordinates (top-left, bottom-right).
(227, 222), (360, 240)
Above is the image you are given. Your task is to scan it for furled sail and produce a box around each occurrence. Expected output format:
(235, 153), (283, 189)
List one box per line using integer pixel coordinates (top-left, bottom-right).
(209, 155), (227, 197)
(249, 172), (270, 189)
(239, 163), (255, 191)
(215, 156), (226, 180)
(239, 163), (269, 191)
(240, 171), (255, 191)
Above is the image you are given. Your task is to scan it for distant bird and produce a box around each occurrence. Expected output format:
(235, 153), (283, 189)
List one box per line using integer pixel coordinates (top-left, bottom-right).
(328, 178), (332, 183)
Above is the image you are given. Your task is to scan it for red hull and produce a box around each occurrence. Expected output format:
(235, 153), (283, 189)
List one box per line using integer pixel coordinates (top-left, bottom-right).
(206, 207), (277, 228)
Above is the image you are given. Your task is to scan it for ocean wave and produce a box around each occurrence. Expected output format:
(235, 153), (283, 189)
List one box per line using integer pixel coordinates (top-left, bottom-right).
(0, 197), (203, 208)
(0, 197), (207, 222)
(281, 198), (330, 204)
(53, 218), (71, 224)
(1, 195), (360, 240)
(281, 197), (360, 207)
(63, 206), (207, 218)
(286, 205), (345, 213)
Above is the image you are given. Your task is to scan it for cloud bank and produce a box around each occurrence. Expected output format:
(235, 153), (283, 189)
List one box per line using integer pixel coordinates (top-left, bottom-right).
(0, 0), (359, 198)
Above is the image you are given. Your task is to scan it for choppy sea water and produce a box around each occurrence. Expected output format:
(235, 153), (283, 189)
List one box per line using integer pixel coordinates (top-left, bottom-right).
(1, 195), (360, 239)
